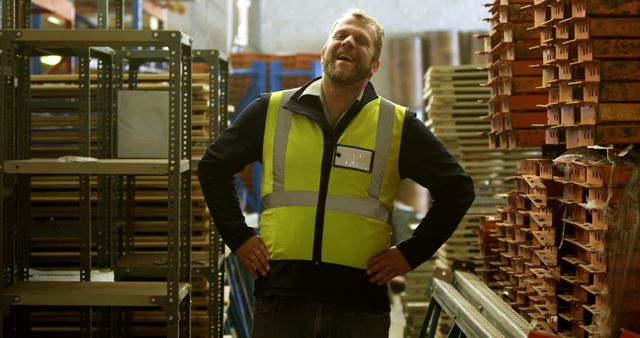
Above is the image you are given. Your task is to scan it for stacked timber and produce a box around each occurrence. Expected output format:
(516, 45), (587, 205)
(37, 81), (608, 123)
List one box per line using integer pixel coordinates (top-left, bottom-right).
(425, 65), (487, 272)
(521, 0), (571, 147)
(548, 0), (640, 147)
(479, 1), (640, 337)
(490, 159), (565, 334)
(486, 152), (640, 336)
(479, 0), (547, 149)
(553, 151), (640, 337)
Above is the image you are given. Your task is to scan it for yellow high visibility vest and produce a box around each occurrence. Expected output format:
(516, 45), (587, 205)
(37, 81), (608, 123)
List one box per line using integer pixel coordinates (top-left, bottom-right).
(260, 89), (406, 269)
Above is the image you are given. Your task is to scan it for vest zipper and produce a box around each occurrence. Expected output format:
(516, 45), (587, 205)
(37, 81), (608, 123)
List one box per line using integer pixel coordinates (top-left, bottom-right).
(312, 135), (335, 265)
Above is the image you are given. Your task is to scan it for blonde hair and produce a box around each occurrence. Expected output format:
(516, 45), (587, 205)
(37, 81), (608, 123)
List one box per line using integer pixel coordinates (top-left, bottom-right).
(330, 9), (385, 61)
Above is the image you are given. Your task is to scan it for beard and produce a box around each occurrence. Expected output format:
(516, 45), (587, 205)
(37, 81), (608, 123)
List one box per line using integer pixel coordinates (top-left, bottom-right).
(323, 54), (373, 85)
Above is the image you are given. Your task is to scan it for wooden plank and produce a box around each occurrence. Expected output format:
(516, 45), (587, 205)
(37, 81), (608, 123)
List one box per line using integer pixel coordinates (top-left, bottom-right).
(492, 39), (542, 61)
(489, 59), (542, 76)
(572, 0), (640, 18)
(505, 112), (548, 129)
(507, 128), (546, 149)
(496, 4), (535, 23)
(492, 22), (539, 41)
(572, 124), (640, 148)
(503, 94), (548, 111)
(579, 39), (640, 61)
(575, 18), (640, 40)
(580, 103), (640, 124)
(593, 82), (640, 102)
(572, 60), (640, 83)
(500, 76), (546, 94)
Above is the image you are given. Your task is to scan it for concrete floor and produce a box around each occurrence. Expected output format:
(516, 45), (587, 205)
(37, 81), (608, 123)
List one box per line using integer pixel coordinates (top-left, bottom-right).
(389, 294), (406, 338)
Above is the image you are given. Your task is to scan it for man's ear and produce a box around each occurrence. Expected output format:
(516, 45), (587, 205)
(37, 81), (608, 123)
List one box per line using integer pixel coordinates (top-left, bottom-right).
(370, 58), (381, 76)
(321, 45), (326, 62)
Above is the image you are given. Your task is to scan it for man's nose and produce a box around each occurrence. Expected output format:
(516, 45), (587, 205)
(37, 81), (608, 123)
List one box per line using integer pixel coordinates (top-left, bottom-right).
(341, 35), (356, 47)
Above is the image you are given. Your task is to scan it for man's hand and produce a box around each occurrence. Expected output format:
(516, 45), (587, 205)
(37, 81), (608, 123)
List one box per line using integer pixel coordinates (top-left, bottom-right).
(366, 246), (411, 286)
(235, 235), (271, 280)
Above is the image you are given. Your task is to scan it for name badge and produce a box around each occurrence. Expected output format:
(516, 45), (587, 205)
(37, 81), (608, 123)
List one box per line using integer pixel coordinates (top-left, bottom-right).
(334, 145), (374, 172)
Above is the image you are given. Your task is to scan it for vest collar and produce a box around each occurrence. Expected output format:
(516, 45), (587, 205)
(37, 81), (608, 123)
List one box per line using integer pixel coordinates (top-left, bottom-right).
(282, 77), (380, 133)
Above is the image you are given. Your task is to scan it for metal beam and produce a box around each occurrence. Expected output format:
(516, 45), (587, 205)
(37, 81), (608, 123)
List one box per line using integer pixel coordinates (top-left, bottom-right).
(431, 278), (507, 338)
(2, 29), (192, 48)
(454, 271), (530, 338)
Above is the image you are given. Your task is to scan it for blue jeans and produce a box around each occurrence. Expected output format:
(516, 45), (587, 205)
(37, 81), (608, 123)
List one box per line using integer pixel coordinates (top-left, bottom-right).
(251, 296), (391, 338)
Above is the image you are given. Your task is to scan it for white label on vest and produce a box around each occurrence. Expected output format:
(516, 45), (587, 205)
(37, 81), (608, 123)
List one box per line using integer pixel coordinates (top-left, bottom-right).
(334, 145), (373, 172)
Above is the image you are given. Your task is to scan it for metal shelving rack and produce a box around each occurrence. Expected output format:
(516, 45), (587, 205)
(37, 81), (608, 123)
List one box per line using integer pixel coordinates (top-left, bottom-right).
(0, 29), (193, 338)
(113, 48), (229, 338)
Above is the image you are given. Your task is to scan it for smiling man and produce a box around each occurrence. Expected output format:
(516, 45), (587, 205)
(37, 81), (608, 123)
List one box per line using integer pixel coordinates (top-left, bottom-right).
(198, 9), (474, 338)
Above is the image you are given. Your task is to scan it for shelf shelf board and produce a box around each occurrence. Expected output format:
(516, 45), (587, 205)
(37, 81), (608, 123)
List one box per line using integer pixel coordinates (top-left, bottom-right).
(3, 159), (190, 175)
(118, 252), (225, 277)
(3, 281), (189, 307)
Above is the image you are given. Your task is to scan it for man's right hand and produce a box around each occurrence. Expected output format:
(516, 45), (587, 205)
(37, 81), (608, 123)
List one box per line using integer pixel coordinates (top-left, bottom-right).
(235, 235), (271, 279)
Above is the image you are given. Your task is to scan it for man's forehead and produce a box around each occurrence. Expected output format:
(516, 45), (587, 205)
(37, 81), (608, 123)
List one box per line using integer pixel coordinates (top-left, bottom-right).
(332, 16), (376, 34)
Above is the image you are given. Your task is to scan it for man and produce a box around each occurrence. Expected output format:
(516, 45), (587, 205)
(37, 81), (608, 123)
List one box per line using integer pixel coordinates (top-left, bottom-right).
(198, 9), (474, 338)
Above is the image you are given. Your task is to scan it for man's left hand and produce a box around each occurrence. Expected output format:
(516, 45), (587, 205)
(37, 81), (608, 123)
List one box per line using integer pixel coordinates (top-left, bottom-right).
(366, 246), (411, 286)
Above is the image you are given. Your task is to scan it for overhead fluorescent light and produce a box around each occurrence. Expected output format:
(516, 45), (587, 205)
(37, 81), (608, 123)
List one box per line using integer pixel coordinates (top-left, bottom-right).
(47, 16), (64, 25)
(41, 55), (62, 66)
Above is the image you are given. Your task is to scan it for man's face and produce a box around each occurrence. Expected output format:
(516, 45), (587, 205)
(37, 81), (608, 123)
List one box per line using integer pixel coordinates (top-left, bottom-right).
(321, 16), (380, 85)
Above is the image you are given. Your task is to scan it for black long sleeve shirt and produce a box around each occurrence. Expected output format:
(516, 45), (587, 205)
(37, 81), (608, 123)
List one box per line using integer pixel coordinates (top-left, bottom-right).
(198, 79), (474, 310)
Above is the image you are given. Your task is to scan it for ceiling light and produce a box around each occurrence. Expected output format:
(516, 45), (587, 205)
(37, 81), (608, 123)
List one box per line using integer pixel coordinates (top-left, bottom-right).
(47, 16), (63, 25)
(41, 55), (62, 66)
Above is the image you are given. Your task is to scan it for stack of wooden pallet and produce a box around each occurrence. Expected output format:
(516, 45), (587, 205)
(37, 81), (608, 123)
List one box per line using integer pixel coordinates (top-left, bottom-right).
(523, 0), (572, 147)
(479, 0), (547, 149)
(484, 152), (640, 336)
(500, 159), (564, 331)
(477, 1), (640, 336)
(425, 65), (541, 272)
(424, 64), (541, 337)
(552, 152), (639, 337)
(425, 65), (488, 272)
(542, 0), (640, 147)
